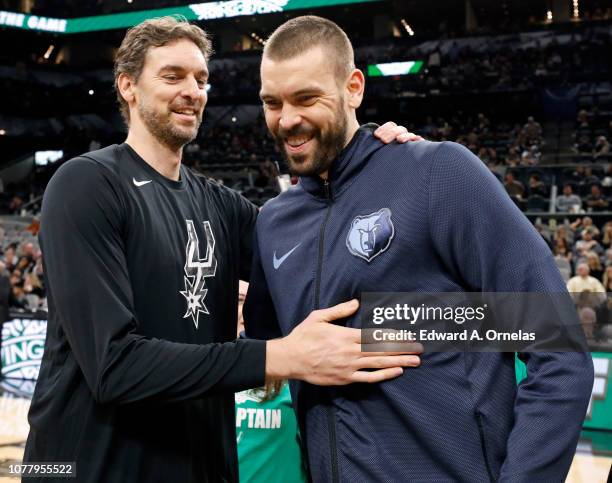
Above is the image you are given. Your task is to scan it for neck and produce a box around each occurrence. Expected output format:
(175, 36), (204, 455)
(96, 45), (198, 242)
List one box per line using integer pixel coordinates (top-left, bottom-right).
(125, 119), (182, 181)
(319, 117), (360, 181)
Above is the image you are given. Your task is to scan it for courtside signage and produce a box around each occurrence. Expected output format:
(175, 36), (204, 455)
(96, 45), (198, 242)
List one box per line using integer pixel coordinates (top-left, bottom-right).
(0, 0), (381, 34)
(1, 318), (46, 380)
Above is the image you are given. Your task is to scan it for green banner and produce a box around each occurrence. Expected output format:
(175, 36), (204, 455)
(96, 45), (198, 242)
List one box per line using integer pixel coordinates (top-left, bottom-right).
(0, 0), (381, 34)
(583, 352), (612, 430)
(367, 60), (424, 77)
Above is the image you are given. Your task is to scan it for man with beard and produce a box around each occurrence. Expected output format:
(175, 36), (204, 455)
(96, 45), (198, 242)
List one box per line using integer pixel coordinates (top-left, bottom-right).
(23, 17), (421, 483)
(244, 16), (593, 482)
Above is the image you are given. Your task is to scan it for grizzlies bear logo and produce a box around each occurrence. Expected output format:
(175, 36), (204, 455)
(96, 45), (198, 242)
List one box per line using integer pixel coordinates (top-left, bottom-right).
(346, 208), (394, 262)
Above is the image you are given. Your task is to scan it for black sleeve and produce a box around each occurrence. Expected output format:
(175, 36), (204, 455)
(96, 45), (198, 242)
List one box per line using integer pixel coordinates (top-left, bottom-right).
(230, 189), (258, 282)
(40, 158), (266, 405)
(242, 226), (283, 340)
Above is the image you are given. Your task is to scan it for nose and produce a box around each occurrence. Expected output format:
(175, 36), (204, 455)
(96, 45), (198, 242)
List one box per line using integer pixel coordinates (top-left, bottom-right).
(181, 76), (203, 102)
(279, 105), (302, 132)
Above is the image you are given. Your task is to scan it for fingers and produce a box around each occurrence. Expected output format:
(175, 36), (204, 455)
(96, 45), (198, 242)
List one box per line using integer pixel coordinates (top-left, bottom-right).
(374, 123), (424, 144)
(374, 121), (397, 138)
(396, 132), (424, 143)
(356, 355), (421, 369)
(351, 367), (404, 383)
(374, 122), (398, 144)
(315, 299), (360, 323)
(376, 125), (408, 144)
(360, 345), (424, 356)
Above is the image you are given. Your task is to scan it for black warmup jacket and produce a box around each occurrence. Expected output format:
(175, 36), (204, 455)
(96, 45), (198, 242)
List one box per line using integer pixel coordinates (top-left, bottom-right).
(24, 144), (265, 482)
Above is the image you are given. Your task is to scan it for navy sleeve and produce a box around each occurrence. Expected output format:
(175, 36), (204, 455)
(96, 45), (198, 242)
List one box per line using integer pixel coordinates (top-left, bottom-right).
(428, 142), (594, 482)
(242, 225), (283, 341)
(40, 158), (266, 404)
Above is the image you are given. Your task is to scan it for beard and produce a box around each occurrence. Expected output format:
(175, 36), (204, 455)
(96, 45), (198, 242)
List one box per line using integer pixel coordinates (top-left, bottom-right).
(274, 103), (348, 178)
(138, 98), (202, 151)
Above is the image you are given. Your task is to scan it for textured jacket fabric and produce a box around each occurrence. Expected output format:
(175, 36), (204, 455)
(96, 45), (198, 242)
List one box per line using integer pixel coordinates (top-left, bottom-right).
(244, 127), (594, 482)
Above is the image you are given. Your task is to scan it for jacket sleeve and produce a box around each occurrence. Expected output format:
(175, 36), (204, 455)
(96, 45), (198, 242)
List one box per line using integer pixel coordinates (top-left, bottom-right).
(40, 158), (266, 405)
(428, 142), (594, 482)
(242, 225), (283, 341)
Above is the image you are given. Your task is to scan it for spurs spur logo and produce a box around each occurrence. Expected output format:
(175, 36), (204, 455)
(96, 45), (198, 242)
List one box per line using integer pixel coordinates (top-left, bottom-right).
(179, 220), (217, 329)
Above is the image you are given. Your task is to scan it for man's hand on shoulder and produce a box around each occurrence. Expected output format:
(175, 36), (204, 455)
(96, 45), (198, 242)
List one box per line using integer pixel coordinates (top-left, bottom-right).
(374, 122), (424, 144)
(266, 299), (422, 385)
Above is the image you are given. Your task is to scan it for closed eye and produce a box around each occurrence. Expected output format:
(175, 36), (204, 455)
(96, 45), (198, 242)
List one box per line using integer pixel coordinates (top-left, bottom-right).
(263, 99), (281, 109)
(298, 95), (317, 105)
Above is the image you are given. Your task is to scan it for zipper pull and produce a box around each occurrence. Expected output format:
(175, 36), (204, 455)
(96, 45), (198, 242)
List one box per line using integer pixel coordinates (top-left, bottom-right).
(323, 179), (331, 199)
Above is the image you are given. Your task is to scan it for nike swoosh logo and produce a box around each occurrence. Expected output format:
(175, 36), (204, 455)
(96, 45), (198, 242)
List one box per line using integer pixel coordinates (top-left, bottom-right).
(273, 243), (302, 270)
(133, 177), (152, 187)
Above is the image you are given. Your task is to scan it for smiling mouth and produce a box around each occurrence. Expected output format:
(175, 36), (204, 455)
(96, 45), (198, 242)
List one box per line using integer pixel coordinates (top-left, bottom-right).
(284, 134), (314, 153)
(171, 108), (199, 120)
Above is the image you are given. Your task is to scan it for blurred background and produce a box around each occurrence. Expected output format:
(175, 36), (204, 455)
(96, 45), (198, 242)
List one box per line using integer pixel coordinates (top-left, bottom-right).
(0, 0), (611, 481)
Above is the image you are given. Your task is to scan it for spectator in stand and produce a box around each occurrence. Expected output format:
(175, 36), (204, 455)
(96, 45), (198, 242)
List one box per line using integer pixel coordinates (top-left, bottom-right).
(585, 184), (609, 212)
(505, 146), (520, 166)
(577, 216), (601, 239)
(586, 251), (604, 281)
(604, 248), (612, 267)
(574, 229), (603, 258)
(554, 227), (574, 252)
(576, 109), (589, 128)
(503, 171), (525, 199)
(567, 263), (606, 300)
(522, 116), (542, 144)
(568, 166), (587, 185)
(554, 243), (573, 267)
(521, 145), (541, 165)
(2, 246), (17, 271)
(574, 135), (593, 154)
(603, 266), (612, 291)
(594, 136), (610, 159)
(528, 173), (547, 196)
(16, 256), (34, 275)
(556, 184), (582, 212)
(9, 196), (24, 214)
(601, 222), (612, 249)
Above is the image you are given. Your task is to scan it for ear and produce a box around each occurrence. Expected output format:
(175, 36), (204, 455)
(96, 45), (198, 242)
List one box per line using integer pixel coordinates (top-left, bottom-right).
(117, 72), (137, 109)
(345, 68), (365, 109)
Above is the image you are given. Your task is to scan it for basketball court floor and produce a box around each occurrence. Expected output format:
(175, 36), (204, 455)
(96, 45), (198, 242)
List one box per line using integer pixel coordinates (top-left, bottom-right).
(0, 377), (610, 482)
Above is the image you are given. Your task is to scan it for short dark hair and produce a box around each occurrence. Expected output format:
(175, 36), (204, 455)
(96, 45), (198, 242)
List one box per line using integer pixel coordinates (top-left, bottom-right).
(263, 15), (354, 83)
(114, 16), (212, 126)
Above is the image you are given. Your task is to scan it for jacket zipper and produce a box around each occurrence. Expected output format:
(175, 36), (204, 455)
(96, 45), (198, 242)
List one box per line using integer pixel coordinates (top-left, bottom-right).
(476, 413), (495, 482)
(314, 178), (340, 483)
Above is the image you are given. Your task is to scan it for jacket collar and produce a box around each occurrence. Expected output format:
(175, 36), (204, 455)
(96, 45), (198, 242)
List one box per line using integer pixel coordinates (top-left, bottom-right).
(299, 123), (383, 200)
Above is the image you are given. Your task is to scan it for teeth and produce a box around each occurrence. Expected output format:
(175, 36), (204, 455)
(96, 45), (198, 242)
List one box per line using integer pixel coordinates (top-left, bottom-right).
(176, 110), (195, 115)
(287, 136), (311, 147)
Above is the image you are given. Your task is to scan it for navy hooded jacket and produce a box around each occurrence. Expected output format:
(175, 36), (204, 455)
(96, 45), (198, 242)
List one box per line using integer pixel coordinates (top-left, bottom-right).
(244, 126), (593, 482)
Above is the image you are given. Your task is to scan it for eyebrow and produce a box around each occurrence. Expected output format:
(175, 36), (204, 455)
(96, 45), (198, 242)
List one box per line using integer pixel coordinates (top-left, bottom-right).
(260, 86), (324, 101)
(158, 65), (209, 77)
